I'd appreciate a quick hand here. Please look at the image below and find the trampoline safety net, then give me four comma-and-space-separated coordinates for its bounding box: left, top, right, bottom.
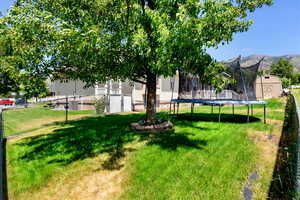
177, 57, 263, 101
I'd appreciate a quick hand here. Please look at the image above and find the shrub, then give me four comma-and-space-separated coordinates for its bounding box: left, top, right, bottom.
94, 97, 106, 114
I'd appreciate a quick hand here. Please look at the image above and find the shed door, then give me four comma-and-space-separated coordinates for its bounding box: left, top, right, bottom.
109, 95, 122, 113
123, 96, 132, 112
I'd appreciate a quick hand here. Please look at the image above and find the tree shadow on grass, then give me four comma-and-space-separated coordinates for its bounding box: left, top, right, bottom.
17, 114, 142, 166
101, 146, 136, 170
137, 131, 207, 151
15, 113, 208, 170
174, 113, 261, 123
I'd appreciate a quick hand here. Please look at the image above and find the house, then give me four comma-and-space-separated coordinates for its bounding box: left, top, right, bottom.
48, 80, 95, 97
48, 73, 281, 112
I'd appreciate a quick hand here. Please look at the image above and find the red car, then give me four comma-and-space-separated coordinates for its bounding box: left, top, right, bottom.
0, 99, 14, 106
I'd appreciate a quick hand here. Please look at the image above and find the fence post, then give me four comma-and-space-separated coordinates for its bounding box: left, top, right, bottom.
218, 104, 221, 122
264, 104, 266, 124
247, 104, 250, 123
0, 109, 3, 199
0, 109, 7, 200
65, 97, 69, 122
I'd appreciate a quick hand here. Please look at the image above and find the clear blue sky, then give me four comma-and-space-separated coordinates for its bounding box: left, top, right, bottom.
208, 0, 300, 61
0, 0, 15, 16
1, 0, 299, 61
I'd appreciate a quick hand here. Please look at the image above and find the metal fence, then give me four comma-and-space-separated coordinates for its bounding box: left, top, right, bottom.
292, 94, 300, 199
40, 95, 132, 113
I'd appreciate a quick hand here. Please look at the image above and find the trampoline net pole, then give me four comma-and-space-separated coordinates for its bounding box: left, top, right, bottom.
239, 58, 249, 101
259, 57, 265, 100
260, 75, 265, 100
173, 102, 176, 114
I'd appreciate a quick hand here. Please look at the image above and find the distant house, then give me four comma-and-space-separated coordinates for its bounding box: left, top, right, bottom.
255, 75, 282, 99
48, 77, 179, 112
48, 73, 281, 112
48, 80, 95, 97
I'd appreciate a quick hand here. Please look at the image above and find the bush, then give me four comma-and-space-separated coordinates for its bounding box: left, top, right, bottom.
94, 97, 106, 114
281, 78, 291, 89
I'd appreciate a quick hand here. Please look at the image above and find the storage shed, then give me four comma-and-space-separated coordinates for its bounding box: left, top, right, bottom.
256, 75, 282, 99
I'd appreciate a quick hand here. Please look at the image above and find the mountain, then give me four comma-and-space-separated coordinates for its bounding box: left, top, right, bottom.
228, 54, 300, 72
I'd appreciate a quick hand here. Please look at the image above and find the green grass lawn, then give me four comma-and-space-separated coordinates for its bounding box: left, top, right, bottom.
3, 106, 94, 137
6, 98, 286, 200
123, 122, 255, 199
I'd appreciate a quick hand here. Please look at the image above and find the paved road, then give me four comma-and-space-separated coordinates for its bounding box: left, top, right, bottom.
0, 104, 29, 110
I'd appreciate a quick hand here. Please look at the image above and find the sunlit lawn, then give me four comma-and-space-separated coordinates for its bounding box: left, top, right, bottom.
3, 106, 94, 137
6, 98, 286, 200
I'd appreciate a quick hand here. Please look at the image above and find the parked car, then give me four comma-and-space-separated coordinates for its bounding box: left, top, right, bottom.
0, 98, 14, 106
15, 98, 26, 105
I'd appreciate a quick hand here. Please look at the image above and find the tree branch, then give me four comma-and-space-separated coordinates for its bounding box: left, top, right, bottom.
131, 78, 146, 84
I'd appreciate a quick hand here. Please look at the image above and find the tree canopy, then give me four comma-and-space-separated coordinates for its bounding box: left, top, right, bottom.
270, 58, 294, 79
0, 23, 48, 98
1, 0, 272, 122
291, 73, 300, 85
22, 75, 50, 100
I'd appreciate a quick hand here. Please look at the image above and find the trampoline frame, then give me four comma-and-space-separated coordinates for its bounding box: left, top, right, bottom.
170, 99, 267, 124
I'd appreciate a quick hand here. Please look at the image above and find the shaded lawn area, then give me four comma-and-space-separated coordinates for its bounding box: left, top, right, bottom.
3, 106, 94, 137
6, 98, 285, 200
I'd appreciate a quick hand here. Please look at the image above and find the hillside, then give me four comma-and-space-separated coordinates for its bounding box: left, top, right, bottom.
228, 54, 300, 72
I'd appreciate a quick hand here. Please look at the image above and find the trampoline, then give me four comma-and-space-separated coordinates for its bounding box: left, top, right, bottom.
169, 56, 267, 123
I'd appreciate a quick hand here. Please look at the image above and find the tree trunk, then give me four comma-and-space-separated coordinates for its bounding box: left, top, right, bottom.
145, 73, 157, 124
178, 68, 185, 99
